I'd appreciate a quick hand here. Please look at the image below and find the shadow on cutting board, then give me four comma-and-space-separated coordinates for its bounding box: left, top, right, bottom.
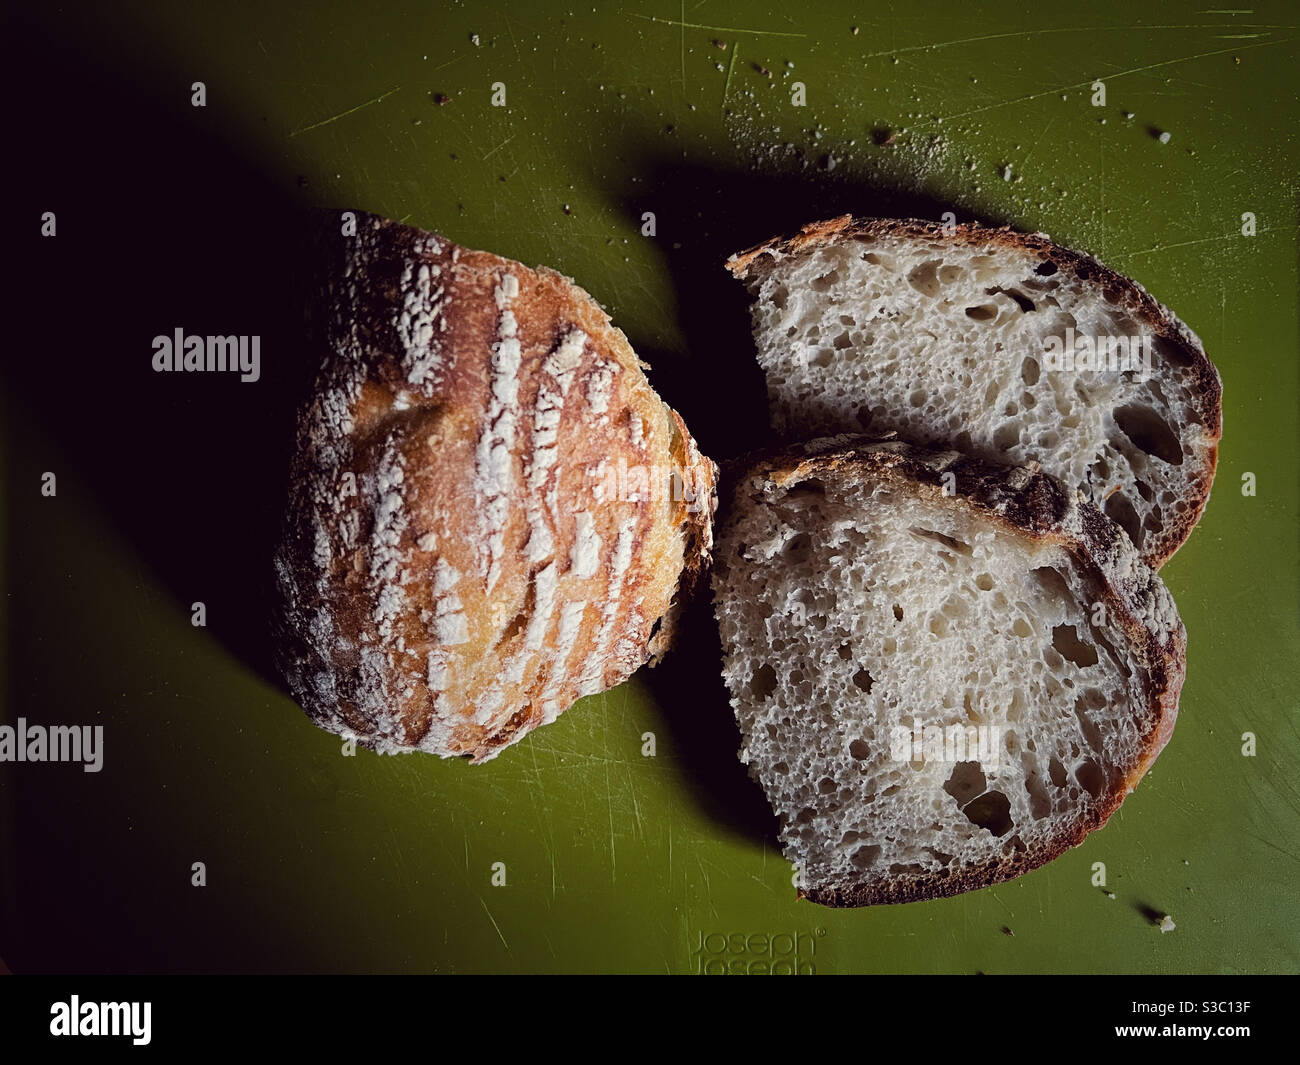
4, 14, 328, 972
8, 18, 317, 694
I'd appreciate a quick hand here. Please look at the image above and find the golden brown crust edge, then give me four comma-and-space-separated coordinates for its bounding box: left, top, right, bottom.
726, 215, 1223, 569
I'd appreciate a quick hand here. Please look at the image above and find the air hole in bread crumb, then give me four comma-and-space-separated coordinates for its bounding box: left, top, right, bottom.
1021, 356, 1041, 385
749, 663, 778, 700
1024, 761, 1052, 819
1012, 618, 1033, 639
848, 739, 870, 760
810, 268, 841, 292
1031, 565, 1072, 602
833, 331, 853, 349
965, 303, 998, 321
993, 423, 1020, 451
906, 258, 944, 297
851, 844, 882, 869
943, 761, 987, 806
909, 527, 973, 555
1154, 335, 1194, 368
988, 286, 1036, 312
782, 532, 813, 563
1035, 259, 1059, 276
1052, 624, 1099, 667
1104, 492, 1143, 548
786, 479, 826, 504
1075, 758, 1104, 798
892, 603, 904, 621
1073, 698, 1104, 751
852, 667, 874, 693
962, 790, 1014, 836
975, 573, 995, 591
1114, 403, 1184, 465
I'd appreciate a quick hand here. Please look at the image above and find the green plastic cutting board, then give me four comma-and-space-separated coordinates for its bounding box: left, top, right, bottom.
3, 0, 1298, 973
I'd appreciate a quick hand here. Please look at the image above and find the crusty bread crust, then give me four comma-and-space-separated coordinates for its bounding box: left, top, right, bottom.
727, 215, 1223, 568
716, 435, 1185, 906
275, 212, 716, 762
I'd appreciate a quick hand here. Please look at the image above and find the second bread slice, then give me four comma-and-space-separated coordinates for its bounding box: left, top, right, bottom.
712, 436, 1185, 906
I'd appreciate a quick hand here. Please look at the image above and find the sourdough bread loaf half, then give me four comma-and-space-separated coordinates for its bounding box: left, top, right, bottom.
275, 211, 717, 762
712, 436, 1185, 906
726, 216, 1223, 567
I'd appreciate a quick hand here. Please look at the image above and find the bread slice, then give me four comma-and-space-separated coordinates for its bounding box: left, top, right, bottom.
275, 211, 717, 763
711, 436, 1185, 906
726, 216, 1222, 567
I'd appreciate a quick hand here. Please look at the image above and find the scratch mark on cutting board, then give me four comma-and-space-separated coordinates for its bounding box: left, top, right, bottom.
986, 888, 1014, 916
483, 134, 517, 161
923, 36, 1297, 126
626, 763, 645, 840
680, 0, 686, 93
721, 40, 739, 115
605, 759, 617, 883
1239, 828, 1300, 864
1127, 229, 1272, 258
628, 13, 807, 37
1019, 114, 1059, 169
695, 855, 720, 919
502, 13, 523, 67
288, 86, 401, 138
480, 897, 514, 955
861, 23, 1296, 59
